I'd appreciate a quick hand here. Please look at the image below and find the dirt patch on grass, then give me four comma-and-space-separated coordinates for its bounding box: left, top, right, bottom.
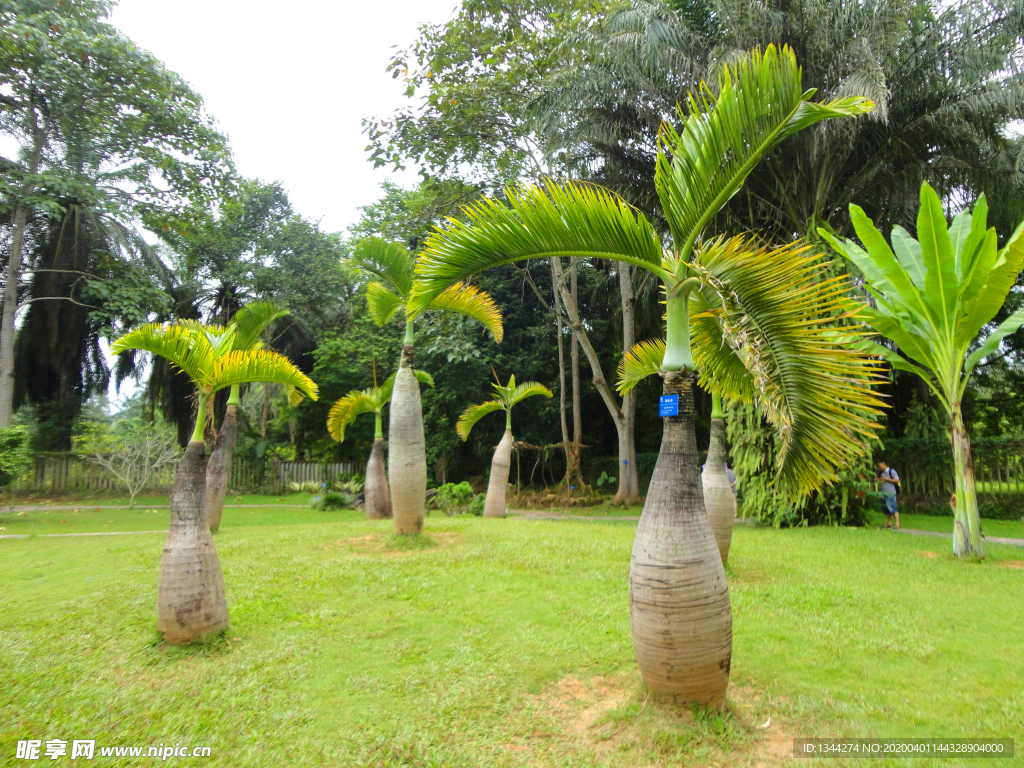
327, 531, 458, 555
999, 559, 1024, 569
920, 551, 940, 559
525, 675, 797, 767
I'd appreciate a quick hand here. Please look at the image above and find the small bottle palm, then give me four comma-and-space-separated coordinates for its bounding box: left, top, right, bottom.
327, 368, 434, 520
111, 321, 317, 644
457, 374, 552, 518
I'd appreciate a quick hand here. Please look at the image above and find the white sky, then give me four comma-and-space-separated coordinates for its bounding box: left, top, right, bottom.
109, 0, 460, 235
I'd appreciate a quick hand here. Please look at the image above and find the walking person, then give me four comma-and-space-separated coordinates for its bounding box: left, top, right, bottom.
875, 460, 901, 529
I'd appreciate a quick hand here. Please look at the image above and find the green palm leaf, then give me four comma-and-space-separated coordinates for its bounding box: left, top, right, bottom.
366, 282, 405, 327
209, 349, 318, 400
694, 235, 885, 492
656, 44, 873, 258
424, 283, 505, 342
412, 181, 666, 312
510, 381, 553, 406
617, 338, 667, 394
456, 400, 505, 441
349, 237, 414, 298
110, 323, 213, 389
327, 388, 385, 442
231, 301, 288, 351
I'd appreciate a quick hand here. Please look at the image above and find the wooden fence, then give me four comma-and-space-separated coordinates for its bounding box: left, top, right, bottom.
878, 436, 1024, 500
10, 453, 359, 495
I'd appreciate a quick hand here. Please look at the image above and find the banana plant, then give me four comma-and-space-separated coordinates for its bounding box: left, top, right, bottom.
412, 46, 883, 706
819, 183, 1024, 558
205, 302, 291, 532
347, 237, 502, 535
111, 322, 318, 644
327, 368, 435, 520
456, 374, 552, 518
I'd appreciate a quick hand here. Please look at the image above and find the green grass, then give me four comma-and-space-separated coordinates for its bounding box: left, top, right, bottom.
0, 491, 316, 508
510, 501, 645, 517
1, 507, 1021, 766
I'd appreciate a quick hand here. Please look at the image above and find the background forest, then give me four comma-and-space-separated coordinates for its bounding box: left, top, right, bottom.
4, 0, 1024, 525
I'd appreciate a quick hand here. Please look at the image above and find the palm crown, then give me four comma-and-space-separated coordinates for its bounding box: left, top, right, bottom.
457, 375, 553, 439
348, 237, 504, 345
327, 369, 435, 442
413, 45, 883, 492
111, 322, 318, 442
819, 183, 1024, 410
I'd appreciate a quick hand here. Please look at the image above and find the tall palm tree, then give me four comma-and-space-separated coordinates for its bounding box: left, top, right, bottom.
820, 183, 1024, 558
110, 322, 318, 643
205, 302, 290, 532
413, 46, 884, 705
346, 237, 503, 534
456, 374, 553, 518
327, 368, 435, 520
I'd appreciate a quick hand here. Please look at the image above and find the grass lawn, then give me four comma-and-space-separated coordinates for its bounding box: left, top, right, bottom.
0, 491, 315, 508
865, 510, 1024, 541
1, 505, 1021, 767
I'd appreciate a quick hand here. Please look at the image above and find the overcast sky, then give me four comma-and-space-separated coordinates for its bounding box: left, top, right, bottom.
109, 0, 460, 235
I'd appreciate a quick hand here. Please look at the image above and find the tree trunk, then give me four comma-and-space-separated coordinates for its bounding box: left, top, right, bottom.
365, 437, 392, 520
205, 404, 238, 532
550, 258, 573, 484
0, 201, 28, 428
702, 417, 734, 564
485, 429, 513, 518
158, 440, 229, 644
614, 264, 641, 505
951, 402, 983, 558
388, 350, 426, 534
629, 371, 732, 706
570, 259, 583, 488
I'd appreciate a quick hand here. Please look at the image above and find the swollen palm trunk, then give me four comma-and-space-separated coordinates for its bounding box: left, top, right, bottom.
159, 440, 229, 643
701, 418, 734, 564
388, 361, 426, 534
630, 372, 732, 706
205, 404, 238, 532
484, 429, 513, 518
365, 437, 392, 520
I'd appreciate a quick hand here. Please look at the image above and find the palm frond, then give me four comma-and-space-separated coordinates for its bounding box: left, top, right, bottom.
656, 44, 873, 258
689, 281, 755, 400
510, 381, 553, 406
413, 369, 436, 388
693, 235, 886, 493
412, 180, 666, 313
327, 388, 383, 442
425, 282, 505, 341
366, 282, 405, 327
231, 301, 288, 351
209, 349, 319, 401
456, 400, 505, 440
110, 323, 213, 389
617, 338, 666, 394
348, 237, 414, 298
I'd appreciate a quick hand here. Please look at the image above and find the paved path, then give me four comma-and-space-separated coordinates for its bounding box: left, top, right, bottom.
894, 527, 1024, 547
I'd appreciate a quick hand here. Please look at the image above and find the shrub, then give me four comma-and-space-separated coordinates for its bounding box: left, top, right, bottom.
333, 475, 364, 494
287, 481, 324, 494
312, 491, 354, 511
435, 482, 475, 515
468, 493, 485, 517
0, 426, 30, 488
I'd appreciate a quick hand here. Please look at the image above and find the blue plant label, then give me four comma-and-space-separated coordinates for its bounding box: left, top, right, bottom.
659, 394, 679, 417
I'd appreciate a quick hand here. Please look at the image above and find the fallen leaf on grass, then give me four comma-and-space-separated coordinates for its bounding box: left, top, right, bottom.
759, 717, 772, 730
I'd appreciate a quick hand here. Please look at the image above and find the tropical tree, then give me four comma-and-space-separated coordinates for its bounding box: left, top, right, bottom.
346, 237, 503, 535
205, 302, 290, 532
619, 336, 734, 561
110, 322, 318, 643
456, 374, 553, 518
327, 368, 435, 520
413, 45, 884, 705
819, 183, 1024, 559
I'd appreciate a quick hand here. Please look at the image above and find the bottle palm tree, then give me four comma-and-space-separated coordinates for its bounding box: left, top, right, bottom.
456, 374, 553, 518
618, 341, 736, 563
327, 368, 435, 520
206, 302, 291, 532
819, 183, 1024, 558
412, 46, 884, 705
110, 322, 318, 643
347, 237, 503, 534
